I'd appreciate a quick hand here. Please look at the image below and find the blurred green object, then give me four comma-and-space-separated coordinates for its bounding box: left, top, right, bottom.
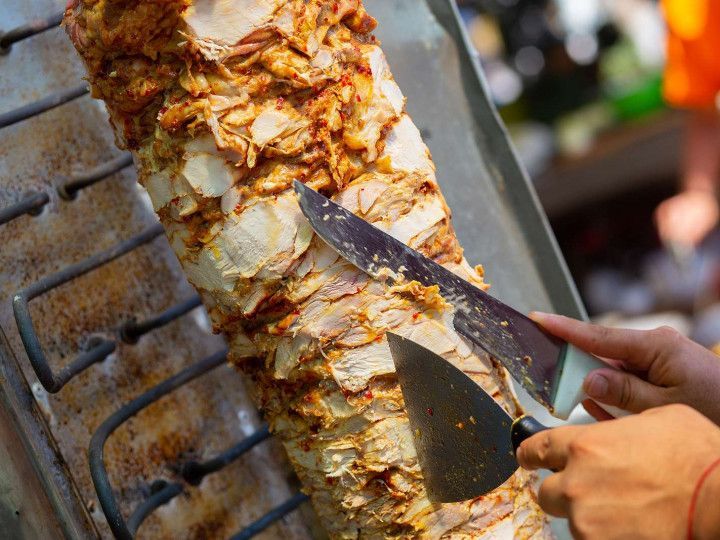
609, 74, 664, 121
601, 38, 665, 121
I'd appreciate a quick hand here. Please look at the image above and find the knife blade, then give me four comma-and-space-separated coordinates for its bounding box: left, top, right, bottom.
294, 180, 624, 419
387, 332, 548, 502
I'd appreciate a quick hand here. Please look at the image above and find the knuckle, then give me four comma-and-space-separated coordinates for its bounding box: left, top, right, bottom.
538, 430, 552, 458
653, 325, 681, 346
591, 325, 610, 346
618, 376, 635, 409
567, 438, 590, 458
560, 475, 584, 502
535, 432, 553, 461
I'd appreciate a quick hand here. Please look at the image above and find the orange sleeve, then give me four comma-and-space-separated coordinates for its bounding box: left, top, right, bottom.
662, 0, 720, 109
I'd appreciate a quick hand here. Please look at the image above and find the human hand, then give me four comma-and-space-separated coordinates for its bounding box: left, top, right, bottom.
655, 190, 719, 248
517, 405, 720, 539
529, 312, 720, 424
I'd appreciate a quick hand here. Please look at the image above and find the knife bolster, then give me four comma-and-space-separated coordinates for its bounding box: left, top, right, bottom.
510, 415, 548, 452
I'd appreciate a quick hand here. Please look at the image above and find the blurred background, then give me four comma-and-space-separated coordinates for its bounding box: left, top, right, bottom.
458, 0, 720, 350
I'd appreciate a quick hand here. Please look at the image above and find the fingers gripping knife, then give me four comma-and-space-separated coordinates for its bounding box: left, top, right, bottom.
294, 181, 627, 420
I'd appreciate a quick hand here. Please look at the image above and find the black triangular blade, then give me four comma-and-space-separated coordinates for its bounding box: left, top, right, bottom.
387, 333, 518, 502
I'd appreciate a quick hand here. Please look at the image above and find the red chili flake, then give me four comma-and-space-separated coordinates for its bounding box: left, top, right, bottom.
412, 312, 420, 320
357, 64, 372, 76
332, 2, 339, 13
318, 118, 328, 128
356, 94, 362, 102
364, 390, 373, 399
426, 407, 434, 416
170, 197, 181, 205
292, 72, 299, 80
276, 97, 285, 110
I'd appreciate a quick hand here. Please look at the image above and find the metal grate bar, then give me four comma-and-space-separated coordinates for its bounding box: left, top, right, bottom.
49, 336, 116, 392
121, 295, 202, 345
59, 153, 134, 200
0, 154, 134, 227
89, 349, 228, 540
229, 493, 310, 540
0, 83, 89, 129
126, 481, 183, 536
89, 347, 305, 539
0, 10, 64, 53
181, 425, 271, 486
0, 191, 49, 225
12, 224, 164, 393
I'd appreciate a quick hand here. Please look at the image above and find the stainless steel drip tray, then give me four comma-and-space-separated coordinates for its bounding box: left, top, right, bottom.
0, 1, 582, 539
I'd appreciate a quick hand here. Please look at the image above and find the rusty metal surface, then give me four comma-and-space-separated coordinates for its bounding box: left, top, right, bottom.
0, 367, 66, 540
0, 1, 314, 538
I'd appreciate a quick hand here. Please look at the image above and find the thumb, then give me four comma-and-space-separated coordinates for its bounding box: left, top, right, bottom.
583, 369, 668, 413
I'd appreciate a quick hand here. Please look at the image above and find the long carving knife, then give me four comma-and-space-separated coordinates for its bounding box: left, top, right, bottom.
294, 181, 624, 419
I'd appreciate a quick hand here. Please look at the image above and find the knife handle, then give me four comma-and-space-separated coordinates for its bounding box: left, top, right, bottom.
552, 343, 630, 420
510, 415, 548, 452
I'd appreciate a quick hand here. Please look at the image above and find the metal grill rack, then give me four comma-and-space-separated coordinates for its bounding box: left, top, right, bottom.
1, 10, 308, 539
